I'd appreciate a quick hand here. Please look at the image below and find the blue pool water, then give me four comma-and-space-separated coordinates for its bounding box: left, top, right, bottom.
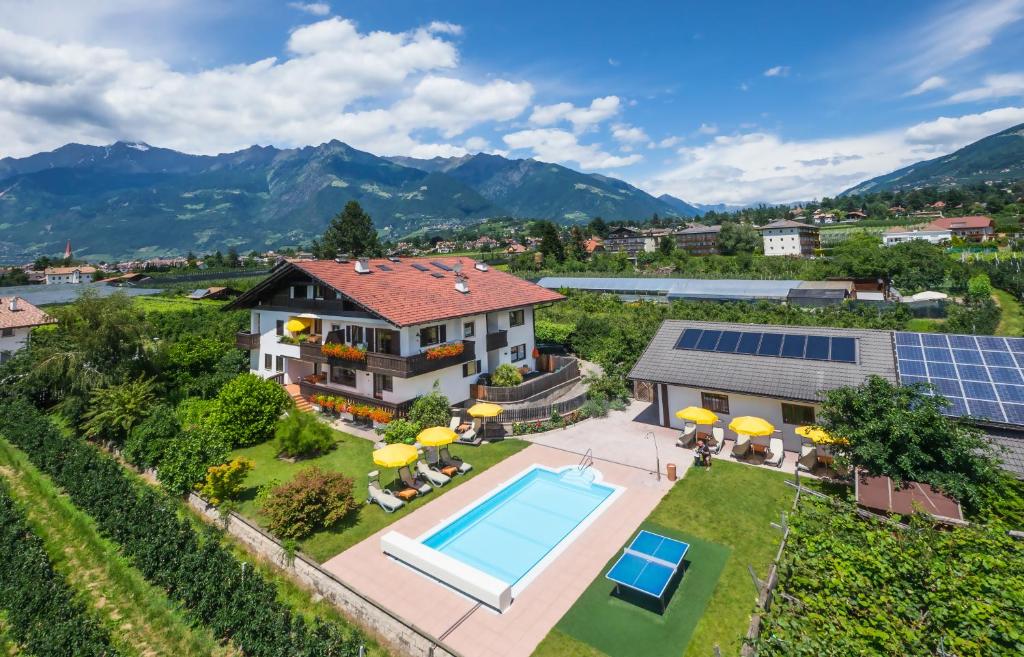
422, 467, 615, 585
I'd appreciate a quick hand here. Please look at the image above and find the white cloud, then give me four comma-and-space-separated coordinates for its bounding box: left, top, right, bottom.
763, 65, 790, 77
905, 75, 947, 96
528, 96, 621, 132
739, 82, 749, 91
696, 122, 718, 135
427, 21, 463, 35
611, 123, 649, 145
645, 106, 1024, 205
946, 72, 1024, 103
608, 58, 621, 67
656, 136, 682, 148
0, 17, 534, 158
899, 0, 1024, 74
502, 128, 642, 169
288, 2, 331, 16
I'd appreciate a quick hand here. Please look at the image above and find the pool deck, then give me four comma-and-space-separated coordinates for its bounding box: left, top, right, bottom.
321, 443, 673, 657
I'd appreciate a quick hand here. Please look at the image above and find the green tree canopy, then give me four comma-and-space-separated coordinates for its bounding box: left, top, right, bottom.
717, 222, 760, 255
537, 221, 565, 262
208, 373, 292, 447
314, 200, 382, 258
407, 382, 451, 429
81, 376, 157, 444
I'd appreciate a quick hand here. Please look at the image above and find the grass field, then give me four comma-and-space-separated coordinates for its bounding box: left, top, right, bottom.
0, 440, 230, 657
533, 461, 795, 657
994, 289, 1024, 337
132, 294, 226, 313
905, 317, 945, 332
231, 430, 528, 562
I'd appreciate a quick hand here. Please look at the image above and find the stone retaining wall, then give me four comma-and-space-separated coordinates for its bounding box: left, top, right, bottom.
186, 494, 462, 657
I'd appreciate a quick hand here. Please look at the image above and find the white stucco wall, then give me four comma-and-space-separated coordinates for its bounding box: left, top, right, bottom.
0, 326, 30, 360
661, 384, 818, 452
761, 228, 803, 256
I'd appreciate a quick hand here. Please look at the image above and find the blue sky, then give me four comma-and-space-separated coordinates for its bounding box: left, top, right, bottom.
1, 0, 1023, 204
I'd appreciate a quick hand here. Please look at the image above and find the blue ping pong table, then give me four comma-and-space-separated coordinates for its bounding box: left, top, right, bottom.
605, 530, 689, 612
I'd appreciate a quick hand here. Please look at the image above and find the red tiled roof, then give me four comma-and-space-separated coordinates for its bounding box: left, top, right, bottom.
927, 215, 993, 230
0, 297, 56, 330
43, 266, 97, 275
288, 257, 564, 327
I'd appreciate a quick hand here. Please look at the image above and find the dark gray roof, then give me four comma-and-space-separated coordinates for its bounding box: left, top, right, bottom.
628, 320, 898, 403
787, 288, 848, 299
678, 224, 722, 234
757, 219, 817, 230
986, 429, 1024, 479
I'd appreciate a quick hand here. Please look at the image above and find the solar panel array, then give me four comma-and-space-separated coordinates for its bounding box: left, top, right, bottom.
431, 261, 453, 271
894, 332, 1024, 425
674, 328, 857, 363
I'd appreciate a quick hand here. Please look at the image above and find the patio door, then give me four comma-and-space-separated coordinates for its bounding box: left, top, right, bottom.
373, 373, 386, 400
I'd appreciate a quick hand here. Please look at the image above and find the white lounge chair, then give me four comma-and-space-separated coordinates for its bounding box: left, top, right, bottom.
398, 465, 432, 494
711, 426, 726, 454
367, 471, 405, 513
439, 446, 472, 473
416, 460, 450, 487
732, 433, 750, 457
457, 418, 482, 445
448, 416, 461, 432
764, 438, 785, 467
797, 443, 817, 471
676, 423, 697, 448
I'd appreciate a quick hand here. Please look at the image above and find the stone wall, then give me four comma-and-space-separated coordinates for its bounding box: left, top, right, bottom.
187, 494, 462, 657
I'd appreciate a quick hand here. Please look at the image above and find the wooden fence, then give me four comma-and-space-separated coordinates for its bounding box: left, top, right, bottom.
469, 356, 579, 403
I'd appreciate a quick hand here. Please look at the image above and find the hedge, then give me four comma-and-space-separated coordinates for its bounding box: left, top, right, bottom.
0, 481, 120, 657
0, 398, 365, 657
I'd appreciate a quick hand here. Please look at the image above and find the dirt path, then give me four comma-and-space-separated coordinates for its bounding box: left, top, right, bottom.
0, 447, 233, 657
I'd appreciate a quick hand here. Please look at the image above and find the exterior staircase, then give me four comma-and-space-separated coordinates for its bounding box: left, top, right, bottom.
284, 383, 313, 413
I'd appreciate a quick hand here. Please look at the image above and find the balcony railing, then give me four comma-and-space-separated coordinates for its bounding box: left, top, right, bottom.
235, 331, 260, 350
366, 340, 475, 378
298, 341, 327, 363
297, 380, 415, 418
486, 330, 508, 351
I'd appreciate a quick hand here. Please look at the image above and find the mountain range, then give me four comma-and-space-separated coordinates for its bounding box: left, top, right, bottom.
842, 121, 1024, 196
0, 141, 694, 261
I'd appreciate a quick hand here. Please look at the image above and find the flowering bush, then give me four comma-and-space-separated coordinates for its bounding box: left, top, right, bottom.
312, 394, 391, 424
425, 342, 464, 360
260, 467, 357, 539
321, 343, 366, 361
198, 457, 254, 505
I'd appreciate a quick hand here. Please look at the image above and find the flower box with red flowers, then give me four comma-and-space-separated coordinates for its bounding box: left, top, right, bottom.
425, 342, 465, 360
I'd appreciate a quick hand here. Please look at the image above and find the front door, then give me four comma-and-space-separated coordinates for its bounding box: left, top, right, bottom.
373, 373, 385, 400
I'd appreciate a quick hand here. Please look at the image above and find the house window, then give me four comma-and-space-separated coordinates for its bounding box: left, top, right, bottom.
275, 355, 284, 372
463, 321, 475, 338
330, 366, 357, 387
511, 344, 526, 362
701, 392, 730, 414
375, 373, 393, 392
419, 324, 446, 346
463, 360, 481, 377
509, 309, 525, 327
782, 403, 816, 425
264, 353, 272, 370
276, 320, 284, 336
0, 328, 12, 337
349, 325, 364, 345
291, 284, 308, 299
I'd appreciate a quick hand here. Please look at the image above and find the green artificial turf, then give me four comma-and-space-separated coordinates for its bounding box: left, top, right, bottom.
554, 523, 729, 657
230, 430, 528, 562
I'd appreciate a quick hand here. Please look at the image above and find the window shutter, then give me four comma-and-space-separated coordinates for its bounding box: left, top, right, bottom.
345, 325, 351, 343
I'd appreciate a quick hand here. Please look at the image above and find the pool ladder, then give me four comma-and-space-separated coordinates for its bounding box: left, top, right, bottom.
577, 448, 594, 474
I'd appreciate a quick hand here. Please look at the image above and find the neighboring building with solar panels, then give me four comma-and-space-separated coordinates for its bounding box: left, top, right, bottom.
630, 319, 1024, 476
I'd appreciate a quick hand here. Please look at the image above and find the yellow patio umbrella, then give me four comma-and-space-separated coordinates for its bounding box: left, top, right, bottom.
675, 406, 719, 425
372, 443, 418, 468
728, 416, 775, 436
285, 317, 311, 332
795, 425, 849, 445
417, 426, 457, 447
467, 402, 503, 418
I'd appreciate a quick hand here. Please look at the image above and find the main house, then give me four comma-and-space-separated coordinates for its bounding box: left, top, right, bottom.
757, 219, 820, 256
44, 266, 96, 284
0, 296, 56, 363
228, 257, 564, 416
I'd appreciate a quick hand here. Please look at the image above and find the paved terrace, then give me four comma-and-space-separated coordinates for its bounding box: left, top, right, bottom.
322, 443, 672, 657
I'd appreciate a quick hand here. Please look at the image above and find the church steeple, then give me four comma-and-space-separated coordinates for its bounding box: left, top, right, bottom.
64, 239, 72, 260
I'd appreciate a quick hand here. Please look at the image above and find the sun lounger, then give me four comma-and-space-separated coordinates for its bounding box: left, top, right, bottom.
416, 460, 450, 487
398, 465, 432, 494
439, 446, 472, 473
797, 443, 816, 471
676, 423, 697, 448
711, 427, 725, 454
448, 416, 461, 432
456, 423, 482, 445
764, 438, 785, 467
732, 433, 750, 457
424, 446, 459, 477
367, 471, 405, 513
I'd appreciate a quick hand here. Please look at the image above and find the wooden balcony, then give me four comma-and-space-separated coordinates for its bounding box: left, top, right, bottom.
297, 380, 415, 417
485, 330, 508, 351
235, 331, 260, 350
366, 340, 476, 378
298, 341, 327, 363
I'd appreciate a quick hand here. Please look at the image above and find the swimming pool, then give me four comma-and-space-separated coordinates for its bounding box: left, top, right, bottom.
381, 465, 621, 611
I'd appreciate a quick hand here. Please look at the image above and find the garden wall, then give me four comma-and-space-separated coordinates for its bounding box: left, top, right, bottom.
186, 494, 462, 657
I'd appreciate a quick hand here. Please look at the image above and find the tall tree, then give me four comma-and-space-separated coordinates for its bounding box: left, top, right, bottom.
315, 201, 382, 259
658, 235, 675, 256
567, 226, 588, 261
718, 222, 760, 254
538, 221, 565, 262
587, 216, 608, 238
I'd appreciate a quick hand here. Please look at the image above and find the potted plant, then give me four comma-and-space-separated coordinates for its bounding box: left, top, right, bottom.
370, 408, 393, 429
425, 342, 465, 360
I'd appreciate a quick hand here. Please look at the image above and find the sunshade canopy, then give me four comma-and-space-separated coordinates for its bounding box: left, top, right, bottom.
468, 402, 503, 418
795, 425, 848, 445
728, 416, 775, 436
372, 443, 418, 468
674, 406, 719, 424
417, 426, 457, 447
285, 317, 312, 332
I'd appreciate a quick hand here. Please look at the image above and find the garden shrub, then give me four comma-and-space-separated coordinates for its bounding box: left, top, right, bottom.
198, 457, 254, 505
81, 375, 157, 444
579, 397, 610, 419
379, 418, 420, 445
156, 430, 230, 497
584, 372, 630, 403
407, 382, 451, 429
535, 319, 575, 344
260, 467, 358, 539
123, 403, 180, 469
207, 373, 291, 447
491, 363, 523, 387
274, 412, 335, 458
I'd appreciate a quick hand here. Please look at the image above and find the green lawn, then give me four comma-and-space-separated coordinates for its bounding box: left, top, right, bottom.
231, 430, 528, 562
993, 289, 1024, 337
534, 461, 795, 657
905, 317, 945, 332
131, 294, 225, 313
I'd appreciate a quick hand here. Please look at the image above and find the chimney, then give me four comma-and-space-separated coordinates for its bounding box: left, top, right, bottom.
8, 297, 19, 312
454, 273, 469, 294
354, 258, 370, 274
474, 262, 489, 272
